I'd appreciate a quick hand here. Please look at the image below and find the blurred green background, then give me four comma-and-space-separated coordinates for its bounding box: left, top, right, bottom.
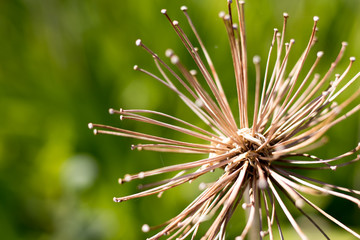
0, 0, 359, 239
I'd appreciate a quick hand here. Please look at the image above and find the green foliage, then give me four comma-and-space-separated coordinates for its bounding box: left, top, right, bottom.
0, 0, 359, 239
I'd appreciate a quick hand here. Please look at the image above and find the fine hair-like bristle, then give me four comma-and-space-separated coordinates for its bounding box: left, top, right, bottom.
89, 2, 360, 239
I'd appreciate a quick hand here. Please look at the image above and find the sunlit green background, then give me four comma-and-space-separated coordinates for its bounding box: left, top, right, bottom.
1, 0, 359, 239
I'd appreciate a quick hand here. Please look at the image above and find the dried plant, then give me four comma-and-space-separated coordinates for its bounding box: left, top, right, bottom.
88, 1, 360, 239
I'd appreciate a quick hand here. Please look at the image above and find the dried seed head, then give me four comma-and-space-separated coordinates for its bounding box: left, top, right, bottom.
89, 3, 360, 240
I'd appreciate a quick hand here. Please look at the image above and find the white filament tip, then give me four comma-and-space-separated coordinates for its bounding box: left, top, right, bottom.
195, 98, 203, 108
124, 174, 131, 182
342, 41, 348, 46
108, 108, 114, 114
172, 20, 179, 26
290, 39, 295, 44
260, 231, 268, 237
180, 6, 187, 11
138, 172, 145, 179
189, 69, 197, 76
88, 123, 93, 129
161, 9, 167, 14
199, 182, 207, 190
330, 165, 337, 171
253, 55, 261, 64
350, 56, 356, 62
135, 39, 141, 46
93, 129, 98, 135
239, 0, 245, 4
317, 51, 324, 58
218, 11, 226, 18
258, 179, 267, 189
170, 55, 179, 64
313, 16, 319, 22
331, 102, 338, 108
295, 199, 305, 208
142, 224, 150, 233
283, 12, 289, 18
165, 49, 174, 57
133, 65, 139, 70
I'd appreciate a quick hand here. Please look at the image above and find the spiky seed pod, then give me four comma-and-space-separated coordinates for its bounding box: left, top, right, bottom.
89, 1, 360, 239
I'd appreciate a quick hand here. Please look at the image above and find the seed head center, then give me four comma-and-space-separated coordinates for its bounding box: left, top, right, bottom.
209, 128, 272, 173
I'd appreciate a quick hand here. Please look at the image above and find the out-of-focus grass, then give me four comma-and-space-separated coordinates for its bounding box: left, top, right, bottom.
0, 0, 359, 239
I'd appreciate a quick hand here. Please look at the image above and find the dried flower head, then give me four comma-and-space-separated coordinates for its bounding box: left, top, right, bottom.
89, 1, 360, 239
